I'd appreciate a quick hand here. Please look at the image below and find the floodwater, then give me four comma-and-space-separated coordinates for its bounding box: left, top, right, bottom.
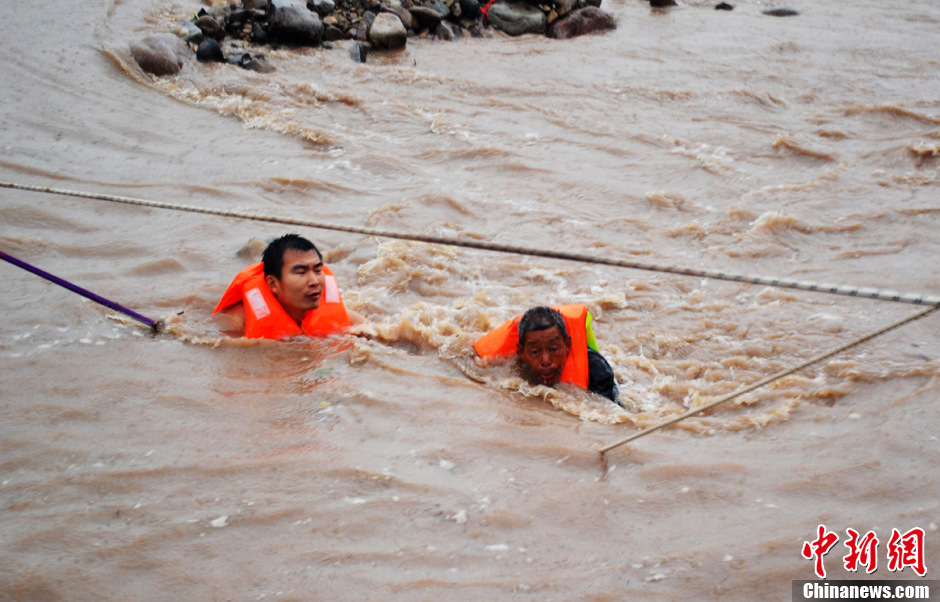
1, 0, 939, 598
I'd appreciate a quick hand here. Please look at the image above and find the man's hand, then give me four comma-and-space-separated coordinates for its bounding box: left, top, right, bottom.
346, 309, 377, 338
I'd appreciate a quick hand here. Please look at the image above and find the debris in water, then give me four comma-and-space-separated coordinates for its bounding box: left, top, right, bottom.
762, 7, 798, 17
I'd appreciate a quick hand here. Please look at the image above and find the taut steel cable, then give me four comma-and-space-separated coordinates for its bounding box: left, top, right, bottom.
2, 181, 937, 308
599, 306, 937, 454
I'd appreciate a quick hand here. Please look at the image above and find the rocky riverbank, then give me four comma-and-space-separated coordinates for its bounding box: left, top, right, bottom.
130, 0, 616, 75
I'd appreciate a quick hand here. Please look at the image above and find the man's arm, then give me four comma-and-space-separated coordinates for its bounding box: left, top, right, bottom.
587, 349, 622, 407
214, 302, 246, 336
346, 309, 378, 337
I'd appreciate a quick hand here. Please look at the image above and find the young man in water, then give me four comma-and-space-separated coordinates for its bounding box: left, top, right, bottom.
474, 305, 622, 406
214, 234, 368, 338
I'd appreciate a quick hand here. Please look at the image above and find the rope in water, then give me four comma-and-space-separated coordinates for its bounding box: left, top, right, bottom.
2, 181, 938, 308
598, 305, 937, 454
0, 250, 163, 332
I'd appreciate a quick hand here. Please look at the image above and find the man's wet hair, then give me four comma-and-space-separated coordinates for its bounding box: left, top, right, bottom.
517, 306, 570, 354
262, 234, 321, 279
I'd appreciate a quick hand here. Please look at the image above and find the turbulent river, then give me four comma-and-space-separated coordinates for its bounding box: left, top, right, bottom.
1, 0, 938, 598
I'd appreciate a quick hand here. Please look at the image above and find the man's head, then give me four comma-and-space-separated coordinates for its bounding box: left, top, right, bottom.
262, 234, 325, 323
262, 234, 321, 279
517, 306, 571, 386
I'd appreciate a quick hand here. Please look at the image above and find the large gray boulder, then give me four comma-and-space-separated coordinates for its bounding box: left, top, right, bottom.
460, 0, 481, 19
307, 0, 335, 16
553, 0, 578, 16
130, 34, 191, 76
547, 6, 615, 38
196, 38, 225, 62
267, 0, 324, 45
435, 21, 457, 40
194, 15, 226, 40
369, 13, 407, 49
422, 0, 450, 18
383, 0, 415, 31
487, 2, 546, 36
176, 19, 204, 44
409, 6, 442, 30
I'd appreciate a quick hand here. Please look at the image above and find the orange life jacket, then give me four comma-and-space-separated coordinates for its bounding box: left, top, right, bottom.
213, 262, 351, 339
473, 304, 590, 388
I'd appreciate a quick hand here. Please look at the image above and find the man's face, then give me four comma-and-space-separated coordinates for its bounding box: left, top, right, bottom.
520, 326, 570, 386
266, 249, 325, 321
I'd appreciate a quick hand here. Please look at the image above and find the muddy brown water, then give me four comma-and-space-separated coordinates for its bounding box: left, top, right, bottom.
1, 0, 938, 598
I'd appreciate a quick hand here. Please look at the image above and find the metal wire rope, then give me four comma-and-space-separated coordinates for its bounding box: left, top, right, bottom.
2, 181, 939, 308
599, 305, 937, 454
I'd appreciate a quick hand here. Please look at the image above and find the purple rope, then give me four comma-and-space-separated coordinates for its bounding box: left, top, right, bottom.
0, 251, 162, 332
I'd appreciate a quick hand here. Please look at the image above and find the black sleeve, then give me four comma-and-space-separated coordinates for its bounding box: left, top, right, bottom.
587, 349, 622, 407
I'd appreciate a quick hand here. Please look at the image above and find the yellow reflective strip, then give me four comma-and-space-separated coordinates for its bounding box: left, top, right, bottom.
585, 311, 599, 352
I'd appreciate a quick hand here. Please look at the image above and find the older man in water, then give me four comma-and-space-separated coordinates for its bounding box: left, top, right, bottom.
214, 233, 368, 338
475, 305, 621, 406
